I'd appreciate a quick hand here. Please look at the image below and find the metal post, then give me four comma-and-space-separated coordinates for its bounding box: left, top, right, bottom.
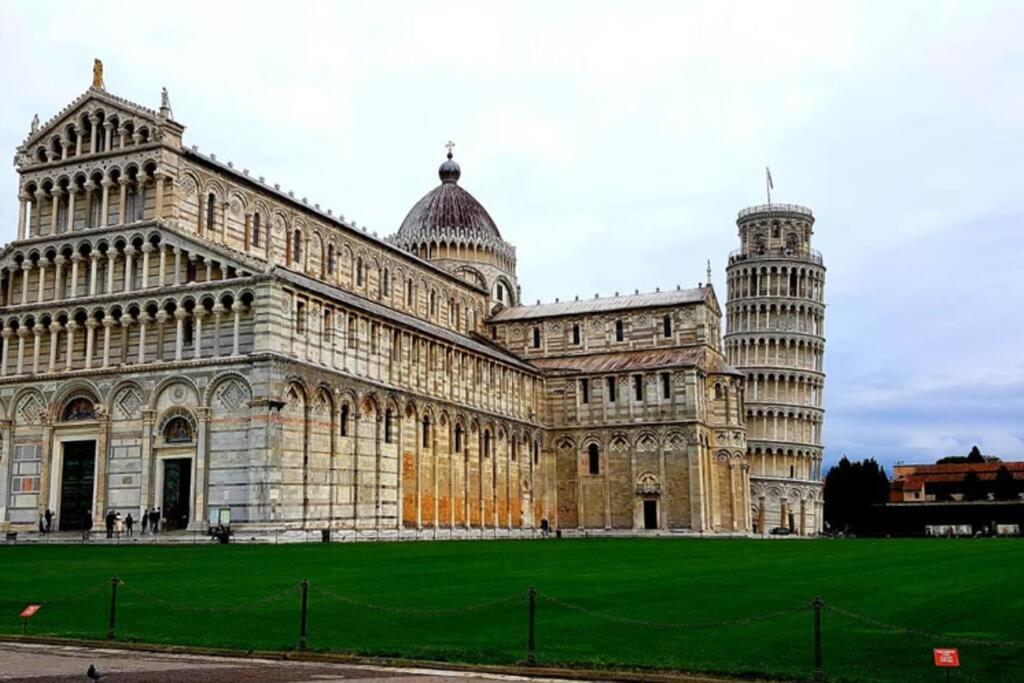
527, 586, 537, 665
299, 579, 309, 650
813, 596, 823, 682
107, 577, 121, 640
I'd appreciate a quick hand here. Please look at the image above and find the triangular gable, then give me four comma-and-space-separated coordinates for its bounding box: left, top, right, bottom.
16, 87, 182, 164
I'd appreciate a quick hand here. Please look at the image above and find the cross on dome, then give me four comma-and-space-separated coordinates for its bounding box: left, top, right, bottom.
445, 140, 455, 159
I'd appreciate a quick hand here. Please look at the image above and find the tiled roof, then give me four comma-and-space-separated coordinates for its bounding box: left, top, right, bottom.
489, 287, 712, 322
893, 462, 1024, 483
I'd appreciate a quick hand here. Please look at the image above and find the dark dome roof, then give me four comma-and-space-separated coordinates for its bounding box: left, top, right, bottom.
394, 152, 503, 244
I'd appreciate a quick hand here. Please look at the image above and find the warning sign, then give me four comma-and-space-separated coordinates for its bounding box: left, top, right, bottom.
19, 604, 41, 618
933, 649, 959, 668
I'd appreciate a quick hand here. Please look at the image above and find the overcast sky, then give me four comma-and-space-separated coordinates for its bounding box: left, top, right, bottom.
1, 1, 1021, 471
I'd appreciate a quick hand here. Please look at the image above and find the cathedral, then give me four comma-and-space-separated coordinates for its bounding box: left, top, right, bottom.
0, 66, 825, 538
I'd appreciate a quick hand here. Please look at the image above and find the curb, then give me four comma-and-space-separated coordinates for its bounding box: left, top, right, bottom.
0, 636, 790, 683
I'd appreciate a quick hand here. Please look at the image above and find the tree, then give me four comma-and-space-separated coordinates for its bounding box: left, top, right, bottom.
994, 466, 1019, 501
824, 457, 890, 534
967, 445, 985, 463
962, 471, 984, 501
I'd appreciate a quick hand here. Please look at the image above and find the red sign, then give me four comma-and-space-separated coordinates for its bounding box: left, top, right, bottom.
934, 649, 960, 668
20, 604, 41, 618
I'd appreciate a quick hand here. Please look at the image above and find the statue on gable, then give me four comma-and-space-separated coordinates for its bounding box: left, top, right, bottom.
30, 114, 39, 134
92, 58, 104, 89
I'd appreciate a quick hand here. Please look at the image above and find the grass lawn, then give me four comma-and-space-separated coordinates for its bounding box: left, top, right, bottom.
0, 538, 1021, 682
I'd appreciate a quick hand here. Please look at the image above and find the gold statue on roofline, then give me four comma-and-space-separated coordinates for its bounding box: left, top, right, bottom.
92, 59, 104, 89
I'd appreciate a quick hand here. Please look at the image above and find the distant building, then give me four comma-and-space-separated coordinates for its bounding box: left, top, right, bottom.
890, 462, 1024, 503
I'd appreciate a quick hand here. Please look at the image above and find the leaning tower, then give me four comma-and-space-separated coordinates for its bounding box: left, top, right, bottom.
724, 203, 826, 535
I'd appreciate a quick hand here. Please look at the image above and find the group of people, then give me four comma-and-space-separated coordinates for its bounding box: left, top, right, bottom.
37, 509, 55, 534
42, 507, 165, 540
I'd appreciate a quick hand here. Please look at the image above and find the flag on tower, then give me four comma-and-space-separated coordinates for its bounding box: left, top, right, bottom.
766, 166, 774, 204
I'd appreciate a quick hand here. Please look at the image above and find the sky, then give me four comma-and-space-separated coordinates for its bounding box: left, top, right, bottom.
0, 1, 1021, 472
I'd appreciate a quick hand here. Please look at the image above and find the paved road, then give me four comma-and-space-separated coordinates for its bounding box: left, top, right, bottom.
0, 642, 586, 683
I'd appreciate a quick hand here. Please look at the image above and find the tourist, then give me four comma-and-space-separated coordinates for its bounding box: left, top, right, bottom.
44, 508, 53, 534
105, 509, 115, 538
82, 510, 92, 541
38, 514, 45, 534
125, 513, 134, 537
150, 507, 160, 534
540, 517, 549, 538
114, 512, 123, 539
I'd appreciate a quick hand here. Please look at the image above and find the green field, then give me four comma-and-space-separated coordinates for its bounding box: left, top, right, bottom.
0, 538, 1021, 682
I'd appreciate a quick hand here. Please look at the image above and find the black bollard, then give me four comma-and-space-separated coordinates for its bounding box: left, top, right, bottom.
527, 586, 537, 665
299, 579, 309, 650
107, 577, 121, 640
813, 596, 823, 682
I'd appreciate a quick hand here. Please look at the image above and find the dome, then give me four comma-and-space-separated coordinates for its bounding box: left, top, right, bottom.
393, 151, 504, 246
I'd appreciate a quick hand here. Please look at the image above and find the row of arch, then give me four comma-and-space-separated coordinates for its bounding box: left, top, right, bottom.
18, 161, 164, 239
0, 288, 256, 376
744, 371, 824, 408
1, 231, 252, 310
725, 337, 825, 372
726, 263, 824, 302
726, 302, 824, 336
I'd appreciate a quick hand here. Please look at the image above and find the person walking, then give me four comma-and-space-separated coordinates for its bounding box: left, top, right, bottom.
125, 512, 134, 537
44, 508, 53, 534
150, 507, 160, 534
114, 512, 123, 539
82, 510, 92, 541
104, 510, 115, 539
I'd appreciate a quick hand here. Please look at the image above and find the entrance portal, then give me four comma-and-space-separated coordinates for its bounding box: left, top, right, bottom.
643, 499, 658, 530
59, 441, 96, 530
162, 458, 192, 530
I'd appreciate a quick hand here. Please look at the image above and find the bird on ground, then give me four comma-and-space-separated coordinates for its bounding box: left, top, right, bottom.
86, 664, 104, 681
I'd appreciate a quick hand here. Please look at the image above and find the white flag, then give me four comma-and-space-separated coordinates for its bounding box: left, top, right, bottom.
766, 166, 774, 190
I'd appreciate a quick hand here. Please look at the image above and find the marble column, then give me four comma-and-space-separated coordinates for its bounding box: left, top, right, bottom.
89, 254, 99, 296
173, 248, 182, 286
49, 188, 62, 234
193, 310, 205, 359
74, 125, 82, 156
48, 322, 60, 372
84, 319, 98, 369
174, 309, 187, 361
31, 326, 42, 374
231, 303, 242, 356
211, 304, 224, 357
102, 318, 114, 367
0, 328, 10, 376
105, 252, 116, 294
158, 245, 167, 287
16, 193, 28, 240
34, 189, 45, 235
20, 261, 30, 305
137, 316, 147, 364
141, 244, 154, 289
36, 262, 47, 304
64, 321, 76, 370
89, 115, 99, 152
117, 179, 127, 225
69, 255, 81, 298
100, 179, 112, 227
15, 326, 27, 375
54, 257, 66, 299
123, 248, 135, 293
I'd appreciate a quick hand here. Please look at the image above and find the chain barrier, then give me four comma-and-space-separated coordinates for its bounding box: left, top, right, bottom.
537, 591, 812, 630
312, 585, 527, 616
823, 603, 1024, 649
118, 581, 299, 614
